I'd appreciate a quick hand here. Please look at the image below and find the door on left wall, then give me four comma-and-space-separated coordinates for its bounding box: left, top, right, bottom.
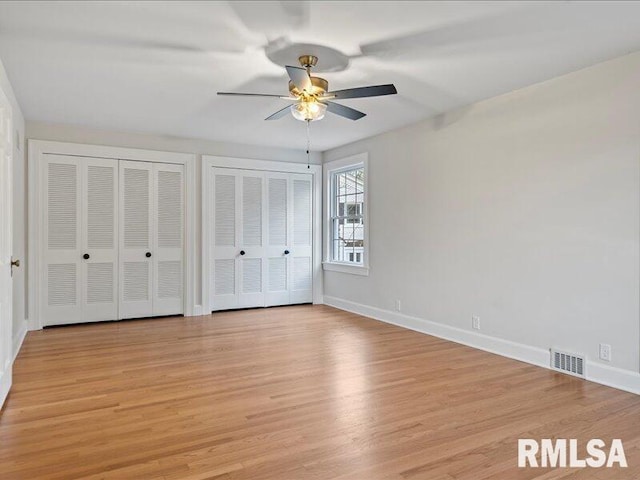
0, 87, 13, 407
41, 155, 184, 326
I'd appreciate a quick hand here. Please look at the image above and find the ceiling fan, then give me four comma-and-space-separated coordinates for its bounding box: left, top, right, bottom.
217, 55, 397, 122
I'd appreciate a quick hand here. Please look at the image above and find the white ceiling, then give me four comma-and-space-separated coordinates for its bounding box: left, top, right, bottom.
1, 1, 640, 151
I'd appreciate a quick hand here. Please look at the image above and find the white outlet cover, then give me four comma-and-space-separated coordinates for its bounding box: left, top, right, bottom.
599, 344, 611, 362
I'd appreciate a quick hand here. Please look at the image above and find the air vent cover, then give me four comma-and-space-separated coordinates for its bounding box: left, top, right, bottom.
550, 349, 585, 378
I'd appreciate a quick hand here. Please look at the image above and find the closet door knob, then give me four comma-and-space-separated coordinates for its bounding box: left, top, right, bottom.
83, 254, 90, 260
284, 250, 290, 255
146, 252, 152, 258
240, 250, 246, 256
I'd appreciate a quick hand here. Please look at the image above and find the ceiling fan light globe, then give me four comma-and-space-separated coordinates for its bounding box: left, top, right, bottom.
291, 101, 326, 122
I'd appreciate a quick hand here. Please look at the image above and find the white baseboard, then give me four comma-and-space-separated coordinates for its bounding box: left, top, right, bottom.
587, 362, 640, 395
323, 296, 640, 396
0, 365, 11, 409
12, 319, 28, 363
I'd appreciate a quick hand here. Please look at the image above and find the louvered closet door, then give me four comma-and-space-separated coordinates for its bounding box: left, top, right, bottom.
119, 161, 153, 319
210, 168, 266, 311
82, 158, 118, 322
153, 163, 184, 316
238, 171, 265, 308
209, 168, 312, 311
265, 173, 290, 306
289, 174, 313, 304
210, 168, 240, 310
43, 155, 83, 325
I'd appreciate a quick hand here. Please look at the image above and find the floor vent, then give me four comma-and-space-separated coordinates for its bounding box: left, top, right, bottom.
550, 349, 585, 378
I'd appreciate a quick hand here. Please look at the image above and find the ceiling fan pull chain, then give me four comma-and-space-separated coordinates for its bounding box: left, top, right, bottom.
306, 119, 311, 169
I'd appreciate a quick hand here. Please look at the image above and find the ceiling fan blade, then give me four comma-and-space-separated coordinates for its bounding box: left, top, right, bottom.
325, 84, 397, 100
265, 105, 292, 121
285, 65, 312, 92
218, 92, 290, 99
322, 102, 366, 121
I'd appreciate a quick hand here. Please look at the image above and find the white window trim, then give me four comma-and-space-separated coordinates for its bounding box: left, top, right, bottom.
323, 153, 369, 276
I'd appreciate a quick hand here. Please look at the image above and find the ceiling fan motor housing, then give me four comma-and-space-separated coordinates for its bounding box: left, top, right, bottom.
289, 76, 328, 97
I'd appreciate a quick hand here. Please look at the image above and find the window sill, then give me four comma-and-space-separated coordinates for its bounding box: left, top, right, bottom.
323, 262, 369, 276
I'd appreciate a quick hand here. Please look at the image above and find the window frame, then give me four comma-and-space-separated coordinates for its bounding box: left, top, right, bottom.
323, 153, 369, 276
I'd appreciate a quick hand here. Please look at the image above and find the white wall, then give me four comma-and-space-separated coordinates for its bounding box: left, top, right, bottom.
323, 52, 640, 391
26, 122, 322, 165
25, 122, 321, 310
0, 57, 27, 358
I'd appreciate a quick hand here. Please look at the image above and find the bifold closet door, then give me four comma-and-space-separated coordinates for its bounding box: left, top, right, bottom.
153, 163, 184, 316
264, 172, 313, 306
289, 174, 313, 304
43, 155, 82, 325
119, 161, 154, 319
42, 157, 183, 325
82, 158, 119, 322
210, 169, 239, 310
238, 170, 265, 308
210, 167, 312, 311
210, 168, 265, 311
43, 155, 118, 326
119, 161, 185, 319
265, 173, 290, 306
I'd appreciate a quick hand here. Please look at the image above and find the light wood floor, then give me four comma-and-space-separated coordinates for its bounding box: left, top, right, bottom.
1, 305, 639, 479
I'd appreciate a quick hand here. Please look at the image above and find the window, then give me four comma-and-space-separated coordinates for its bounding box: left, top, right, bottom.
323, 153, 369, 276
332, 167, 364, 263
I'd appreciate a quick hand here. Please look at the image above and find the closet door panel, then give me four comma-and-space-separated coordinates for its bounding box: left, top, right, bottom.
238, 172, 265, 308
153, 163, 184, 316
265, 173, 290, 306
82, 158, 118, 322
210, 169, 240, 310
42, 155, 82, 325
290, 174, 313, 304
119, 161, 153, 319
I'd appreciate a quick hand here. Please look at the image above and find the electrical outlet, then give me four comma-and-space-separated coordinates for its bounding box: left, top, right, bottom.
395, 299, 401, 312
472, 315, 480, 330
599, 343, 611, 362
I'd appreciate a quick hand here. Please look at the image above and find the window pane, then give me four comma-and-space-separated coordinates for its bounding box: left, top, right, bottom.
331, 165, 365, 264
338, 172, 348, 197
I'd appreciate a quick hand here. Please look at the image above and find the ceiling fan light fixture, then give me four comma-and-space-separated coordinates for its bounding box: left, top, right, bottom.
219, 53, 396, 123
291, 100, 326, 122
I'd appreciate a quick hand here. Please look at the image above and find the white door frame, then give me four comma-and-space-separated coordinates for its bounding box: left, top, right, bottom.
28, 140, 197, 330
202, 155, 323, 313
